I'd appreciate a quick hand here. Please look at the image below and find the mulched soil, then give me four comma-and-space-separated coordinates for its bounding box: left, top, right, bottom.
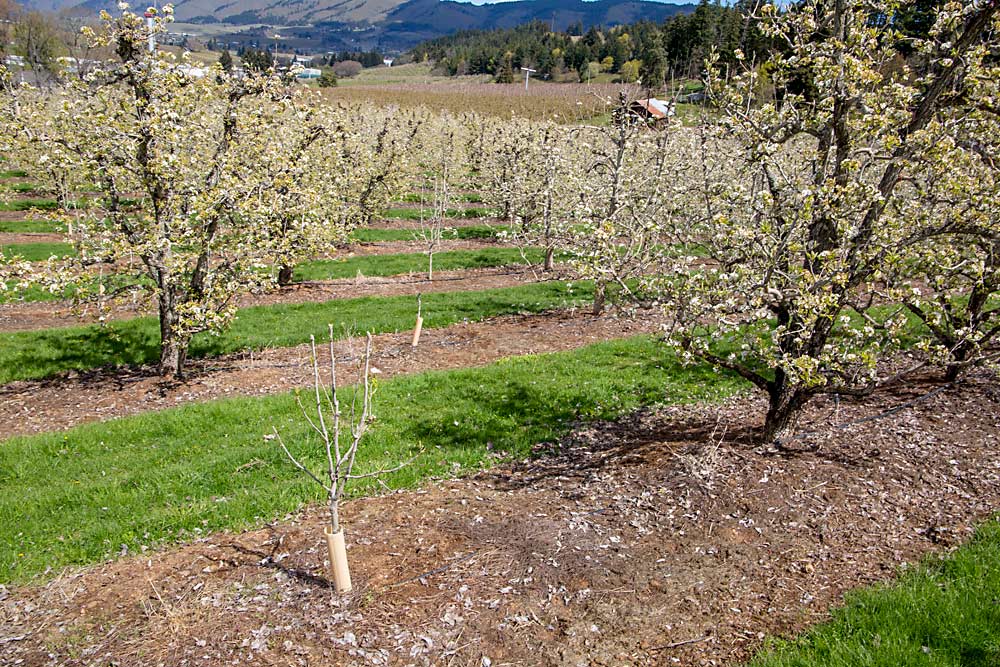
0, 232, 67, 246
0, 262, 537, 334
1, 369, 998, 666
0, 308, 659, 438
368, 217, 506, 230
341, 239, 499, 257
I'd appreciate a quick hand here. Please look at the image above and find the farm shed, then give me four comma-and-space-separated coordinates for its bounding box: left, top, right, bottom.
629, 98, 673, 123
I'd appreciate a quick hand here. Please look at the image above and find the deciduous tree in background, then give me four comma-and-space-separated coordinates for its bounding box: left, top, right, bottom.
571, 94, 683, 314
483, 118, 580, 272
12, 9, 62, 80
0, 0, 20, 59
892, 12, 1000, 381
413, 119, 464, 279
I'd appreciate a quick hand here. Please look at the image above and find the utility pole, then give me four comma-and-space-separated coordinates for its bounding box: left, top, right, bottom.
144, 10, 155, 53
520, 66, 536, 91
273, 33, 283, 67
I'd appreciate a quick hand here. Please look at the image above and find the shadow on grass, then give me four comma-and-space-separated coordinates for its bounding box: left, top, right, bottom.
388, 343, 747, 488
0, 320, 160, 385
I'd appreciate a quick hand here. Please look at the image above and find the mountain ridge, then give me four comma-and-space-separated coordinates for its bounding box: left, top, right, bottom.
23, 0, 693, 51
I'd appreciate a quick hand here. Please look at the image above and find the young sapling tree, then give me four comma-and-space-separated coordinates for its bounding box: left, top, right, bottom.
413, 126, 460, 280
270, 327, 411, 593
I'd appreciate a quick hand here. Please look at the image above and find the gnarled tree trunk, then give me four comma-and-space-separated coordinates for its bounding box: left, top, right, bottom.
157, 286, 188, 378
277, 264, 294, 287
762, 371, 807, 445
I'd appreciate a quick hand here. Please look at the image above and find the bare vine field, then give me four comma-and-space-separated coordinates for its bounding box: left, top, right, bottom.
323, 80, 640, 122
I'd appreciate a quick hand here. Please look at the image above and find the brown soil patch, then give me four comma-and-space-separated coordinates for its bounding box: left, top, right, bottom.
0, 308, 659, 437
0, 263, 535, 334
2, 371, 998, 666
0, 210, 32, 222
0, 232, 67, 246
370, 217, 505, 230
342, 239, 498, 257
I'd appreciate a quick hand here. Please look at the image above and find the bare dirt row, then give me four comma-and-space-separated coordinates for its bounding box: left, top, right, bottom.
367, 216, 506, 229
0, 308, 659, 438
2, 370, 997, 666
0, 232, 67, 246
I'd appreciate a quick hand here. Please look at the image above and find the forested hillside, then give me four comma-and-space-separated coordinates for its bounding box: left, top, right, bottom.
409, 0, 945, 84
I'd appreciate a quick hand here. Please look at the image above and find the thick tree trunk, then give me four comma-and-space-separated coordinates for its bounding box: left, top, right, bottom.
277, 264, 294, 287
944, 342, 971, 383
157, 289, 188, 378
762, 376, 807, 444
592, 281, 606, 316
159, 333, 188, 378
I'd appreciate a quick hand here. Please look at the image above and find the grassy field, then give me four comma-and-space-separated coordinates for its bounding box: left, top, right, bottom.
1, 246, 533, 303
1, 241, 76, 261
383, 206, 493, 220
350, 225, 500, 242
0, 198, 63, 212
0, 280, 592, 384
0, 334, 744, 583
751, 520, 1000, 667
3, 182, 43, 193
0, 219, 66, 233
398, 192, 484, 204
295, 247, 536, 281
340, 62, 486, 86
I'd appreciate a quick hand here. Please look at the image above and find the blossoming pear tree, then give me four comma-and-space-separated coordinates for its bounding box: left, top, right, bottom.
652, 0, 999, 442
891, 10, 1000, 381
8, 5, 361, 377
570, 94, 691, 314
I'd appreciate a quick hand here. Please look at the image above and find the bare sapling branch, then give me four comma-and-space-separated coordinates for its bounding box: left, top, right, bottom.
269, 326, 411, 593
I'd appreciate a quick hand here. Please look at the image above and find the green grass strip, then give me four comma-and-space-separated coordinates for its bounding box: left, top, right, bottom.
0, 169, 28, 178
4, 183, 43, 193
0, 219, 66, 233
750, 520, 1000, 667
384, 207, 493, 221
0, 281, 593, 384
1, 247, 538, 304
294, 248, 538, 281
0, 198, 62, 212
0, 335, 745, 583
397, 192, 484, 204
1, 242, 77, 261
0, 197, 122, 212
349, 225, 501, 242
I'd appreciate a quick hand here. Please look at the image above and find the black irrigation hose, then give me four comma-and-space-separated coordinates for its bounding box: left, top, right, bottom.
384, 550, 481, 589
774, 382, 954, 448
